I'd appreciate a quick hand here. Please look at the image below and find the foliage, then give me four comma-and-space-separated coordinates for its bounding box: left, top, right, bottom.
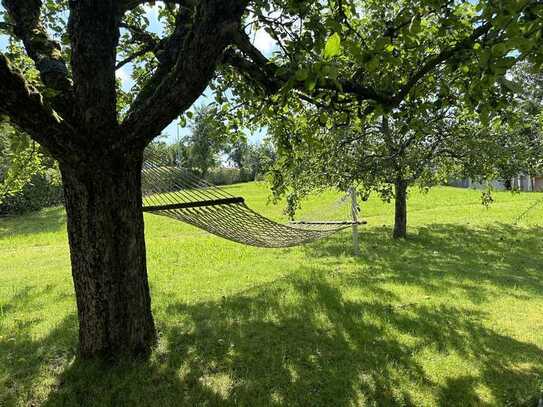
221, 0, 543, 120
264, 92, 474, 212
0, 126, 63, 215
144, 112, 277, 187
244, 141, 278, 180
144, 137, 277, 187
224, 139, 277, 179
0, 32, 63, 215
0, 169, 63, 215
495, 61, 543, 182
211, 141, 278, 183
225, 139, 250, 169
143, 138, 183, 166
179, 105, 234, 176
0, 124, 46, 206
0, 38, 47, 205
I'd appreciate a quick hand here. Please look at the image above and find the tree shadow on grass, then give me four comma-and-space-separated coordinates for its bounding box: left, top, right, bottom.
2, 224, 542, 406
304, 223, 543, 304
43, 272, 542, 406
0, 285, 77, 406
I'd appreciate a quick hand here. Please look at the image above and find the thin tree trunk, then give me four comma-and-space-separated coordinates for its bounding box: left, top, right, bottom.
61, 153, 156, 359
393, 178, 408, 239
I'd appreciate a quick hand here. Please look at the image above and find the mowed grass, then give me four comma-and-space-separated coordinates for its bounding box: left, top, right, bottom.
1, 183, 542, 406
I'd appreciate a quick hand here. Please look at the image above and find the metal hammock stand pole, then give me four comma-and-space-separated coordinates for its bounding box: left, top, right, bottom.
141, 153, 365, 248
350, 187, 361, 256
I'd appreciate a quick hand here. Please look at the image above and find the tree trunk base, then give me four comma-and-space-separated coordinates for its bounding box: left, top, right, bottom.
61, 155, 156, 359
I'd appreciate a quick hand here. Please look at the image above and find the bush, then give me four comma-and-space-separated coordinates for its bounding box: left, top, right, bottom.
205, 167, 254, 186
0, 169, 64, 215
0, 165, 259, 216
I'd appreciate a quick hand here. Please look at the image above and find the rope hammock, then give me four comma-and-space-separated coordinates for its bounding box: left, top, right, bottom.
141, 155, 364, 248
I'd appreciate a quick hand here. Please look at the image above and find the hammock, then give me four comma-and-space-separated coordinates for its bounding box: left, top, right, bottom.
141, 156, 364, 248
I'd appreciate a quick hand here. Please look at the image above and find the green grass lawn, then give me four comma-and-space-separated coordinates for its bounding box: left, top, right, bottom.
1, 184, 542, 406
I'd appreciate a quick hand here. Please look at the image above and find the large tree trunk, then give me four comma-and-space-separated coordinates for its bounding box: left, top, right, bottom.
393, 178, 408, 239
60, 153, 156, 358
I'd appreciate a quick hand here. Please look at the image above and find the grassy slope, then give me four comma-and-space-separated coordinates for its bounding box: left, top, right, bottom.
0, 184, 542, 406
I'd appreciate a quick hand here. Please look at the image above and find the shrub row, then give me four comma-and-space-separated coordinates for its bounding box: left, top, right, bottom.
205, 167, 257, 186
0, 170, 64, 216
2, 166, 261, 216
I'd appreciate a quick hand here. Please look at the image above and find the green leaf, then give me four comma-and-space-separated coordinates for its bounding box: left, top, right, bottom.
324, 33, 341, 59
367, 57, 379, 72
295, 69, 309, 81
305, 78, 317, 92
319, 112, 328, 125
385, 44, 395, 54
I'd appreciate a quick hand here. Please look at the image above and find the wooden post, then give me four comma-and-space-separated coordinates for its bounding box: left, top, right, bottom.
350, 187, 360, 256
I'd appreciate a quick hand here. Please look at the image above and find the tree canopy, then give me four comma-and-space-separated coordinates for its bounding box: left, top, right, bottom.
214, 0, 543, 237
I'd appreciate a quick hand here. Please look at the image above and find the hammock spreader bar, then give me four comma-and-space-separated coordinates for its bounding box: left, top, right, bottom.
143, 197, 245, 212
289, 220, 367, 225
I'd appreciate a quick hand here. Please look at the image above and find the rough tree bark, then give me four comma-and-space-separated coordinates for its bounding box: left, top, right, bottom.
393, 178, 408, 239
61, 153, 155, 357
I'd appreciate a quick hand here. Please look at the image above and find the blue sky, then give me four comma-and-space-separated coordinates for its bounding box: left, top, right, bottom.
1, 3, 276, 144
0, 30, 7, 50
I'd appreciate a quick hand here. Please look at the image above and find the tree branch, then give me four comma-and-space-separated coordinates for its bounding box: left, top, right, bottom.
68, 0, 121, 136
0, 53, 77, 161
116, 46, 153, 70
117, 21, 167, 69
2, 0, 75, 119
0, 21, 14, 33
120, 0, 187, 12
118, 7, 193, 114
120, 22, 161, 49
223, 49, 281, 95
228, 31, 389, 104
120, 0, 249, 149
334, 0, 365, 44
228, 18, 496, 110
394, 22, 492, 103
